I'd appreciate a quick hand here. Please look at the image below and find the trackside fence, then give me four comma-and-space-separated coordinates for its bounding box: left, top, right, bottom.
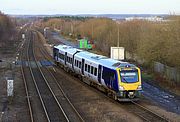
125, 52, 180, 84
154, 62, 180, 84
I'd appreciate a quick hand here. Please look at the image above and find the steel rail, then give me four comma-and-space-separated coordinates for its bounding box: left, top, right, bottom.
36, 33, 85, 122
30, 31, 70, 122
46, 64, 85, 122
20, 48, 34, 122
131, 101, 169, 122
27, 33, 51, 122
33, 54, 70, 122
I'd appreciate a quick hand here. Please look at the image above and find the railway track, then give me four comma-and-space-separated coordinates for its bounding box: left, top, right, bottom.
130, 101, 169, 122
20, 51, 34, 122
20, 31, 70, 121
20, 31, 39, 122
30, 32, 70, 121
34, 31, 85, 122
20, 31, 48, 122
20, 30, 85, 121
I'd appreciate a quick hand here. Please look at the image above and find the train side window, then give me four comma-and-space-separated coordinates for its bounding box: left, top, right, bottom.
70, 58, 72, 64
102, 68, 116, 81
60, 54, 62, 59
75, 60, 77, 66
94, 68, 97, 76
59, 53, 62, 59
62, 54, 64, 60
85, 64, 87, 71
91, 66, 94, 74
88, 65, 90, 73
79, 62, 81, 68
77, 60, 79, 67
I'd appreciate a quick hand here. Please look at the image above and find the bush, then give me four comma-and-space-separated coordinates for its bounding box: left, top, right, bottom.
0, 12, 16, 48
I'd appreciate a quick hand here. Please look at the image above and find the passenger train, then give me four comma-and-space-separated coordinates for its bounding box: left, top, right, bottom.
53, 44, 142, 101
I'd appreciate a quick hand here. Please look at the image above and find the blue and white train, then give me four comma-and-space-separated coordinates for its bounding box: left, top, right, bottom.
53, 44, 142, 101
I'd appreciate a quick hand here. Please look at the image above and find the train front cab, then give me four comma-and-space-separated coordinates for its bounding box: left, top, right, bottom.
116, 67, 142, 101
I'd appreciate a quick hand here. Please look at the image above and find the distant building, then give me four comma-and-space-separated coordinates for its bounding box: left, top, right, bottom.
125, 16, 165, 22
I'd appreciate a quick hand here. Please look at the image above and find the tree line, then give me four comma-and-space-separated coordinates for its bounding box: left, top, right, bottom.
37, 16, 180, 68
0, 12, 16, 50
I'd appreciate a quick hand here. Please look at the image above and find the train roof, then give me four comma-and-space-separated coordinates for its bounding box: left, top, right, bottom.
54, 44, 73, 51
76, 51, 136, 69
54, 44, 136, 69
54, 44, 82, 55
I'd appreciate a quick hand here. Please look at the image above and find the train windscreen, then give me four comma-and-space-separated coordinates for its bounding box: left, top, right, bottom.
120, 70, 138, 83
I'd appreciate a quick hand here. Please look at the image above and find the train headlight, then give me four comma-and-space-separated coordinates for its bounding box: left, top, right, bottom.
119, 86, 124, 91
137, 85, 142, 90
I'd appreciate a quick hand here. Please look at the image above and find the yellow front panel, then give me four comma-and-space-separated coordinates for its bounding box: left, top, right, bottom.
117, 67, 141, 91
121, 82, 141, 90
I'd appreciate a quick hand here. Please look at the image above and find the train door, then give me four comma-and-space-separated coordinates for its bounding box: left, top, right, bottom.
53, 48, 55, 59
65, 52, 67, 65
72, 51, 80, 70
53, 48, 58, 60
98, 65, 102, 84
81, 59, 85, 75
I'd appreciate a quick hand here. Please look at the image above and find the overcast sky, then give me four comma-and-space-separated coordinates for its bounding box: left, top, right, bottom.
0, 0, 180, 15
